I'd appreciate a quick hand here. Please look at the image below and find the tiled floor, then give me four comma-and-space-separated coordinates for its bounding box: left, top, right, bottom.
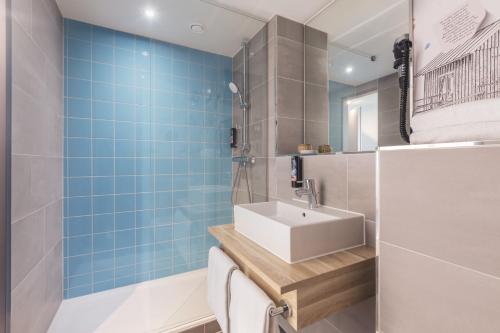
49, 269, 213, 333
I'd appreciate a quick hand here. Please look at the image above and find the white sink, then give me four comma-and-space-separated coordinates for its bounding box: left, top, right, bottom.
234, 200, 365, 263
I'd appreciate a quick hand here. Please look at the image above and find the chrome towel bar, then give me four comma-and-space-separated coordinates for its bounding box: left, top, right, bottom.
269, 301, 291, 318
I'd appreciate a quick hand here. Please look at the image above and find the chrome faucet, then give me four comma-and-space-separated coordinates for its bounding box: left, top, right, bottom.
294, 178, 319, 209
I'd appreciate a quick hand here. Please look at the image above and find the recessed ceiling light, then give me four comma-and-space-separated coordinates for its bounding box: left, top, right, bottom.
143, 7, 156, 19
190, 23, 205, 34
345, 66, 353, 74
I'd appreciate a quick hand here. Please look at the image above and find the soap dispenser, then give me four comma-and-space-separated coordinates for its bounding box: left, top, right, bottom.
291, 156, 303, 188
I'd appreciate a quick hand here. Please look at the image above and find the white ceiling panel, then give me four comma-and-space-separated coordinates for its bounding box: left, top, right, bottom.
56, 0, 332, 57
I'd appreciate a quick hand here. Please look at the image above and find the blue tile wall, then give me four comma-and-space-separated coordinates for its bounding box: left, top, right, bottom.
64, 19, 233, 298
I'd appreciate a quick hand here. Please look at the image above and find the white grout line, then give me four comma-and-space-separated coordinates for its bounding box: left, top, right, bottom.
380, 241, 500, 282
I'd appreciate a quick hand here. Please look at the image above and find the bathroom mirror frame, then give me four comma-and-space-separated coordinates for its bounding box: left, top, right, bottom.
291, 0, 415, 156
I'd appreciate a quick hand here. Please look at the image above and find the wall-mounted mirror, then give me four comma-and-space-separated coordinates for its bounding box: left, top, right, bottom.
304, 0, 411, 153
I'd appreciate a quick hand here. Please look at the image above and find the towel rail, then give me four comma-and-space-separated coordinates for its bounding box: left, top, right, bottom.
269, 301, 291, 318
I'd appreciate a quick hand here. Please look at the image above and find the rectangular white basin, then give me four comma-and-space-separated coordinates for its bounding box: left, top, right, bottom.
234, 200, 365, 263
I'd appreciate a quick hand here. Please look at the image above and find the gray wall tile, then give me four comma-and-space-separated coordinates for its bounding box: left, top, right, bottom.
276, 15, 304, 42
379, 146, 500, 278
347, 153, 376, 221
276, 37, 304, 81
11, 0, 63, 329
11, 210, 45, 289
276, 77, 304, 120
379, 242, 500, 333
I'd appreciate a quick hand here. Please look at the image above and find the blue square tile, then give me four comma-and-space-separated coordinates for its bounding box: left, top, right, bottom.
92, 26, 115, 45
68, 59, 91, 80
93, 158, 114, 176
67, 285, 92, 299
67, 98, 91, 118
93, 44, 114, 64
67, 158, 91, 177
93, 101, 114, 120
93, 250, 114, 271
135, 141, 152, 158
156, 142, 172, 158
67, 216, 92, 237
115, 194, 135, 212
115, 275, 135, 288
115, 48, 135, 68
94, 269, 114, 283
115, 31, 136, 50
115, 158, 135, 175
115, 176, 135, 194
68, 196, 91, 216
68, 254, 92, 276
115, 212, 135, 230
171, 45, 189, 61
135, 37, 151, 53
136, 193, 154, 210
93, 214, 114, 233
135, 51, 150, 71
66, 138, 91, 157
68, 38, 91, 60
93, 82, 113, 101
68, 273, 92, 289
135, 227, 154, 245
115, 85, 135, 104
115, 247, 135, 267
93, 177, 114, 195
115, 67, 135, 86
115, 103, 135, 121
115, 265, 134, 279
68, 78, 91, 99
115, 230, 135, 249
68, 235, 92, 256
93, 280, 115, 293
136, 158, 153, 175
115, 121, 135, 140
154, 41, 171, 58
135, 210, 154, 228
68, 118, 91, 138
93, 232, 114, 252
66, 20, 92, 41
155, 226, 172, 243
136, 175, 153, 193
68, 177, 91, 197
93, 195, 114, 214
115, 140, 135, 157
155, 208, 173, 225
92, 120, 114, 138
93, 63, 114, 83
92, 138, 114, 157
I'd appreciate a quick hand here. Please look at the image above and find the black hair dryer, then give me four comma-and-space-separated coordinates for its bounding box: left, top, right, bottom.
393, 34, 413, 143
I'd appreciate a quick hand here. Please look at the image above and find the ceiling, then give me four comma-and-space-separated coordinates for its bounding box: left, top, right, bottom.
307, 0, 410, 86
56, 0, 332, 57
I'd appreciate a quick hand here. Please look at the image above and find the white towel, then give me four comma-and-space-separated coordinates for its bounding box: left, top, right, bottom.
207, 247, 239, 333
229, 270, 278, 333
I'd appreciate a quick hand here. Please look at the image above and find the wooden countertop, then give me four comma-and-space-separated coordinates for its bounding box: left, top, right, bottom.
208, 224, 375, 294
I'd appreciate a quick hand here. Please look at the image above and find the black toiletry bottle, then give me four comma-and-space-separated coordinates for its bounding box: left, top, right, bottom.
230, 128, 237, 148
291, 156, 303, 188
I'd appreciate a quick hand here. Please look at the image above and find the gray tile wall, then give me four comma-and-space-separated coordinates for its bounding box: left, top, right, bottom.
378, 145, 500, 333
10, 0, 64, 332
305, 26, 328, 148
269, 16, 304, 155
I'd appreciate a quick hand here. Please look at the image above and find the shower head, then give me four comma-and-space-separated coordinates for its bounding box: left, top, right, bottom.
228, 82, 247, 109
229, 82, 239, 94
